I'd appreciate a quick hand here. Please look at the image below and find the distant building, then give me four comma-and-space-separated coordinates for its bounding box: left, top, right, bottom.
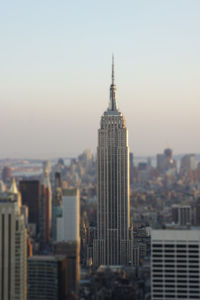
180, 154, 196, 176
40, 184, 52, 246
52, 172, 62, 241
28, 255, 66, 300
19, 180, 41, 233
156, 148, 176, 175
55, 188, 80, 295
0, 179, 27, 300
38, 160, 53, 249
172, 204, 192, 226
194, 198, 200, 226
53, 241, 80, 295
41, 161, 52, 240
1, 166, 12, 183
151, 229, 200, 300
57, 188, 80, 242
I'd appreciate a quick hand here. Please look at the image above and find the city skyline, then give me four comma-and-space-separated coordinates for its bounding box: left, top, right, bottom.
1, 1, 200, 158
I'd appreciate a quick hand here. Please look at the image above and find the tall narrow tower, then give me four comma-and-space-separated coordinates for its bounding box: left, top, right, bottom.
93, 57, 133, 266
0, 179, 27, 300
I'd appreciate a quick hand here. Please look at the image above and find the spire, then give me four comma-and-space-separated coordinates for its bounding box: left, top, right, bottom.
109, 54, 118, 111
112, 54, 114, 85
9, 177, 18, 194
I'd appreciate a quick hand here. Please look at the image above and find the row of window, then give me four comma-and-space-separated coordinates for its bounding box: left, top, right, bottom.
153, 284, 199, 288
153, 259, 198, 263
153, 244, 199, 248
153, 275, 199, 278
153, 296, 198, 299
153, 269, 199, 273
153, 249, 199, 253
153, 254, 198, 258
153, 280, 199, 283
153, 290, 199, 294
153, 264, 199, 268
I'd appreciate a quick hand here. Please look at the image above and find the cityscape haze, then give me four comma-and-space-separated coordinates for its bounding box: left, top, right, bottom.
1, 1, 200, 158
1, 1, 200, 300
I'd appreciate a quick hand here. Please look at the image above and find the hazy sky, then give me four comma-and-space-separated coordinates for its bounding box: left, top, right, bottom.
1, 0, 200, 158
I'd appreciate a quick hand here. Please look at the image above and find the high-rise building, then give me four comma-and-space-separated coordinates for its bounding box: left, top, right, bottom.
0, 179, 27, 300
53, 241, 80, 295
180, 154, 196, 176
156, 148, 176, 175
54, 188, 80, 295
19, 180, 41, 234
28, 255, 66, 300
57, 188, 80, 242
151, 229, 200, 300
1, 166, 12, 183
172, 204, 192, 226
93, 57, 133, 266
52, 172, 62, 242
40, 161, 52, 247
194, 198, 200, 226
129, 152, 134, 186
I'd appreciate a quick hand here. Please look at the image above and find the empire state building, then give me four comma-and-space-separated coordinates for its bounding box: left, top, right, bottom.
93, 57, 133, 266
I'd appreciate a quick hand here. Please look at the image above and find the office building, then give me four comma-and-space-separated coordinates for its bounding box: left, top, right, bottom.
28, 255, 66, 300
55, 188, 80, 295
39, 161, 52, 247
180, 154, 196, 176
151, 229, 200, 300
1, 166, 12, 183
57, 188, 80, 242
0, 179, 27, 300
19, 180, 41, 233
53, 241, 80, 295
40, 184, 52, 246
52, 172, 62, 241
156, 148, 176, 175
172, 204, 192, 226
93, 57, 133, 266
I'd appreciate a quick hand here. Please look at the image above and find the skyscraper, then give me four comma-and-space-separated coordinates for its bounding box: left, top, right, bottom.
54, 188, 80, 295
40, 161, 52, 247
93, 57, 133, 266
19, 180, 41, 234
57, 188, 80, 242
0, 179, 27, 300
52, 172, 62, 242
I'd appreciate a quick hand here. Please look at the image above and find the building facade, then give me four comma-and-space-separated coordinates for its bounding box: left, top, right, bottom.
54, 188, 80, 295
53, 241, 80, 295
28, 255, 66, 300
171, 204, 192, 226
0, 179, 27, 300
19, 180, 41, 233
151, 229, 200, 300
56, 188, 80, 242
93, 57, 133, 266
